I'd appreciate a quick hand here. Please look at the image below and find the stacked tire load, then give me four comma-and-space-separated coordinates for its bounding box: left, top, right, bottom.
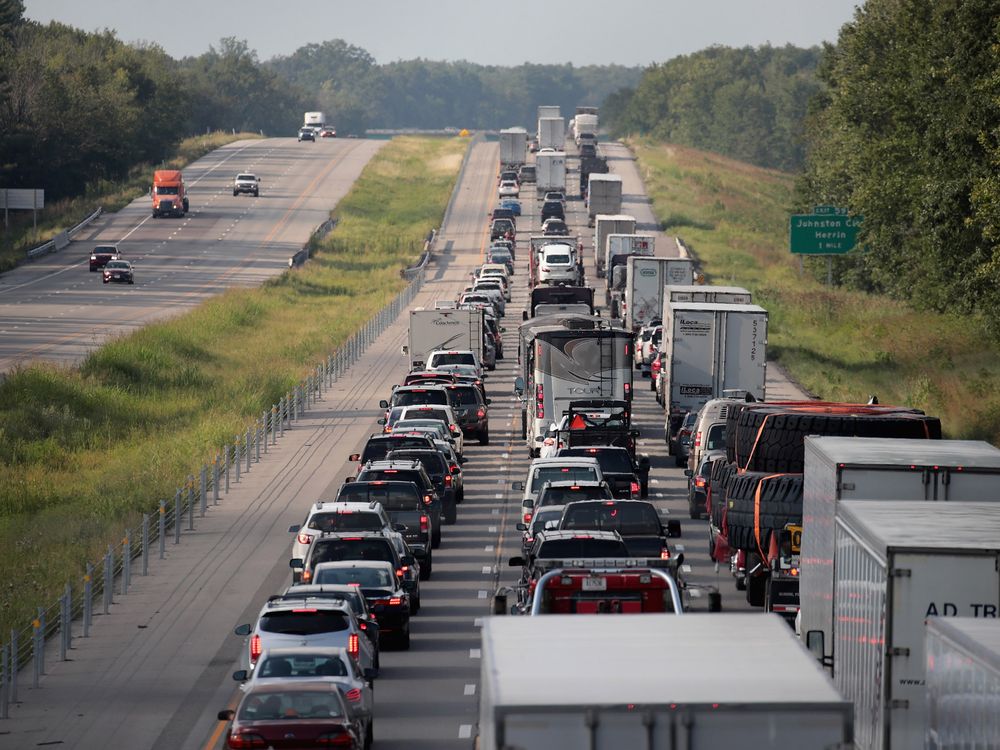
710, 400, 942, 606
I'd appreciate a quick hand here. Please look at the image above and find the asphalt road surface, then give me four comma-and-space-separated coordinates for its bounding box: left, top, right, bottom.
0, 137, 383, 374
0, 136, 806, 749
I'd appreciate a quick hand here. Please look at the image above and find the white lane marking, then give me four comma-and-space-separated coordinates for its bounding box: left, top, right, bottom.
652, 478, 660, 484
470, 648, 482, 659
482, 565, 492, 575
484, 545, 494, 552
459, 725, 473, 739
489, 526, 497, 533
655, 493, 664, 498
474, 617, 483, 627
501, 453, 509, 459
464, 684, 476, 696
690, 589, 702, 598
478, 590, 488, 599
675, 545, 685, 552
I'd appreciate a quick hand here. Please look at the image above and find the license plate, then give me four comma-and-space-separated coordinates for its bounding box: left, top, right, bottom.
582, 577, 606, 591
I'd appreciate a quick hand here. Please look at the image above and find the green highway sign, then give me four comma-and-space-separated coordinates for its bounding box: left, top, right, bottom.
789, 207, 863, 255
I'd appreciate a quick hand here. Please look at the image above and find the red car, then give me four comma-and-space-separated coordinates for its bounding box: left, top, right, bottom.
218, 683, 361, 749
102, 260, 134, 285
89, 245, 120, 272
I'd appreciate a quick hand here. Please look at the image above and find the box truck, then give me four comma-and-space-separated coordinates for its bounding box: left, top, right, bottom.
925, 617, 1000, 748
303, 111, 326, 130
623, 257, 695, 332
151, 170, 188, 217
499, 127, 527, 167
661, 302, 768, 438
536, 117, 566, 151
573, 113, 599, 142
535, 151, 566, 192
537, 105, 560, 120
800, 437, 1000, 675
586, 174, 622, 222
665, 285, 751, 304
403, 308, 483, 372
605, 233, 655, 310
478, 614, 853, 750
593, 214, 636, 278
824, 501, 1000, 750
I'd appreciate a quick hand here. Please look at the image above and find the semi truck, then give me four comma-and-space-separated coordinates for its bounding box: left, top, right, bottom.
303, 111, 326, 131
593, 214, 636, 278
661, 302, 768, 442
499, 127, 528, 167
151, 170, 188, 217
622, 257, 695, 332
665, 284, 752, 305
822, 501, 1000, 750
799, 437, 1000, 674
478, 614, 853, 750
605, 233, 655, 312
573, 113, 599, 143
536, 117, 566, 151
402, 308, 483, 372
535, 151, 566, 192
586, 174, 622, 223
925, 617, 1000, 748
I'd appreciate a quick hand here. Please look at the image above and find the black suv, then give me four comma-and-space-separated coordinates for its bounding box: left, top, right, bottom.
349, 433, 436, 474
354, 460, 443, 547
444, 383, 490, 444
386, 448, 458, 524
557, 446, 650, 499
334, 481, 434, 578
541, 200, 565, 222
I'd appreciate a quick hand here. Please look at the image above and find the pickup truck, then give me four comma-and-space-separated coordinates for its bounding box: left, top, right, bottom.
558, 499, 680, 559
557, 446, 650, 499
233, 172, 260, 196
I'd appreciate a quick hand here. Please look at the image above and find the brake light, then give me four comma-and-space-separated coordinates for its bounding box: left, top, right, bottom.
388, 597, 402, 606
297, 533, 312, 545
420, 515, 429, 533
228, 733, 268, 749
661, 548, 671, 560
344, 687, 362, 703
630, 481, 640, 496
249, 634, 262, 664
291, 608, 318, 613
302, 569, 312, 582
423, 494, 432, 505
348, 633, 359, 660
523, 512, 532, 524
316, 731, 354, 747
396, 568, 404, 578
695, 476, 707, 488
476, 408, 486, 418
694, 431, 702, 448
444, 474, 453, 487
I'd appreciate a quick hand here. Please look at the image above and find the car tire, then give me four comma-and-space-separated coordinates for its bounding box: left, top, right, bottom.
233, 190, 238, 196
398, 625, 411, 650
650, 377, 657, 391
129, 279, 134, 285
253, 190, 258, 197
674, 453, 686, 468
746, 569, 767, 608
432, 528, 441, 549
479, 430, 490, 446
445, 501, 457, 525
640, 481, 649, 499
725, 472, 804, 556
419, 556, 431, 581
689, 500, 701, 520
411, 595, 420, 615
735, 573, 747, 591
456, 489, 464, 504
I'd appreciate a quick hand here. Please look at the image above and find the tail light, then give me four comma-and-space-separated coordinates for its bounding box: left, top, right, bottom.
423, 494, 432, 506
316, 731, 354, 747
630, 481, 640, 496
388, 597, 402, 606
694, 431, 702, 448
536, 384, 544, 419
344, 687, 362, 703
249, 634, 262, 664
296, 533, 312, 545
228, 733, 268, 749
660, 548, 671, 560
523, 511, 532, 524
348, 633, 359, 660
695, 476, 707, 488
420, 515, 429, 533
396, 568, 404, 578
302, 569, 312, 583
444, 474, 453, 487
476, 408, 486, 418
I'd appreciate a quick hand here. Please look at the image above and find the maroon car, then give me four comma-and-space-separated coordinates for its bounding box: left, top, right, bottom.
218, 683, 361, 749
89, 245, 120, 272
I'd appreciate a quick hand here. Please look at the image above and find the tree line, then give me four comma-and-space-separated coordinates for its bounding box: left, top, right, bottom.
601, 44, 824, 171
796, 0, 1000, 334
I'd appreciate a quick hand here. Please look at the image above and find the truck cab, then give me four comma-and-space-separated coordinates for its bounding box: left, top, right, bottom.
152, 170, 188, 217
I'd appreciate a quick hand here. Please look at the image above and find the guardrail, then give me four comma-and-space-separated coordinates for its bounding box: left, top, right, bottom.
289, 217, 339, 268
0, 244, 431, 718
25, 207, 103, 260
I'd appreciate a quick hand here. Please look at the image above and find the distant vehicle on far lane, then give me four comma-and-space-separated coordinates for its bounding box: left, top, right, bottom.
298, 128, 315, 142
90, 244, 120, 272
102, 259, 134, 285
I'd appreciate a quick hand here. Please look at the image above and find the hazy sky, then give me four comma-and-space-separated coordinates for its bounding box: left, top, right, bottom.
24, 0, 861, 66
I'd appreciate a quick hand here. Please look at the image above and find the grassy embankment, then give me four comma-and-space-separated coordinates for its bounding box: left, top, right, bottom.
0, 132, 263, 273
0, 135, 467, 638
630, 138, 1000, 441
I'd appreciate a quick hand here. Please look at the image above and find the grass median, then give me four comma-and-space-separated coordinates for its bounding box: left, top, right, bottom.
0, 135, 467, 638
630, 138, 1000, 442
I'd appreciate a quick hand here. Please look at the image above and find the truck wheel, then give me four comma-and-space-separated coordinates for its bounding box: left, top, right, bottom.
724, 472, 803, 556
233, 190, 238, 196
479, 430, 490, 446
398, 625, 411, 650
640, 480, 649, 499
746, 569, 767, 608
420, 555, 432, 580
445, 501, 457, 525
182, 198, 189, 213
432, 528, 441, 549
253, 189, 258, 197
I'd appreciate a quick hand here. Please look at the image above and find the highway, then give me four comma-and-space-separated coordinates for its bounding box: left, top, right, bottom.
0, 137, 383, 373
0, 136, 806, 749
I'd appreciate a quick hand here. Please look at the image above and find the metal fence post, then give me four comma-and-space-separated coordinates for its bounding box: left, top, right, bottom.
34, 609, 44, 682
1, 642, 9, 719
224, 445, 231, 493
246, 429, 253, 470
213, 457, 220, 505
174, 490, 182, 544
103, 547, 113, 612
278, 400, 285, 437
235, 439, 242, 483
10, 629, 18, 704
272, 407, 278, 445
32, 616, 40, 687
60, 583, 71, 660
187, 479, 195, 531
141, 513, 149, 576
122, 532, 131, 595
158, 501, 166, 559
255, 422, 262, 462
263, 412, 269, 454
83, 564, 92, 637
200, 465, 208, 516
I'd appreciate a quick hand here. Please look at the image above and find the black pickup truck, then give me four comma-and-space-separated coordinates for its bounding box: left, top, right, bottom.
557, 499, 680, 559
557, 445, 650, 499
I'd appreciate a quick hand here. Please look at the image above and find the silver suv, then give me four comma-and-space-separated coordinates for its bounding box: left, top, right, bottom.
233, 172, 260, 196
288, 501, 395, 582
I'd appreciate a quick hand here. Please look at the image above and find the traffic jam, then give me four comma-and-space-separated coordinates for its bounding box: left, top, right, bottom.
217, 107, 1000, 750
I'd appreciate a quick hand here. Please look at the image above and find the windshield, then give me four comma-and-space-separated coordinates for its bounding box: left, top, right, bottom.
447, 387, 482, 407
315, 566, 395, 588
257, 653, 348, 679
391, 390, 449, 408
530, 466, 598, 492
387, 451, 446, 477
237, 174, 255, 181
357, 469, 426, 491
106, 261, 129, 270
258, 610, 349, 635
310, 539, 393, 565
429, 353, 475, 367
155, 186, 178, 195
337, 482, 420, 510
536, 538, 629, 558
706, 424, 726, 451
307, 512, 384, 533
403, 408, 450, 424
561, 449, 632, 474
537, 484, 611, 507
239, 690, 346, 721
560, 502, 661, 535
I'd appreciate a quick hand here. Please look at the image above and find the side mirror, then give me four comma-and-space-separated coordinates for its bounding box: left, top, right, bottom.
500, 327, 507, 333
378, 400, 389, 410
508, 556, 524, 567
459, 455, 468, 464
288, 524, 301, 533
401, 345, 408, 355
630, 429, 640, 438
511, 481, 524, 492
232, 669, 248, 682
523, 499, 534, 509
218, 709, 235, 721
683, 469, 693, 478
806, 630, 830, 667
344, 476, 354, 484
516, 522, 527, 531
665, 520, 682, 538
234, 623, 252, 636
288, 558, 303, 570
349, 453, 360, 462
485, 398, 492, 405
513, 376, 525, 395
377, 418, 386, 426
